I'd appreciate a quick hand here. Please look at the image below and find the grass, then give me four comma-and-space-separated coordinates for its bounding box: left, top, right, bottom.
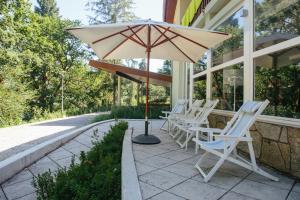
33, 121, 128, 200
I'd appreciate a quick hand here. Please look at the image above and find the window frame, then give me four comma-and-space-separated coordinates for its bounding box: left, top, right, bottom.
190, 0, 300, 125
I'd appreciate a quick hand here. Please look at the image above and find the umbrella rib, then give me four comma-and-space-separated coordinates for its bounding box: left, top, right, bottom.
152, 35, 178, 48
156, 25, 209, 50
127, 26, 146, 46
152, 25, 196, 63
120, 32, 146, 47
92, 25, 141, 45
151, 27, 170, 47
103, 25, 146, 59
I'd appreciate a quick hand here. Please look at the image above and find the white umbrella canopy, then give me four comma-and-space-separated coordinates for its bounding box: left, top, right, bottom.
67, 19, 230, 62
66, 19, 230, 144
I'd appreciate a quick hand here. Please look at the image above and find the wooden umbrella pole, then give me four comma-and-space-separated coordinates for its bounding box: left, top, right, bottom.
145, 24, 151, 136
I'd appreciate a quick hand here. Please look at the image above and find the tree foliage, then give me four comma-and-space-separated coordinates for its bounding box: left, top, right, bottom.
35, 0, 59, 17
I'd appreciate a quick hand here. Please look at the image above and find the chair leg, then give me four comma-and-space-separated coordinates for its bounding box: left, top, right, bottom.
204, 157, 225, 182
160, 120, 167, 131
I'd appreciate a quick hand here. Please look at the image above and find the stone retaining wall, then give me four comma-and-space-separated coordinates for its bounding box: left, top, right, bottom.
208, 114, 300, 178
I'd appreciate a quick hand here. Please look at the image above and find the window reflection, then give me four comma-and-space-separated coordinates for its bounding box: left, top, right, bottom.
255, 0, 300, 50
193, 76, 206, 101
212, 63, 244, 111
255, 45, 300, 119
212, 8, 244, 66
194, 53, 208, 74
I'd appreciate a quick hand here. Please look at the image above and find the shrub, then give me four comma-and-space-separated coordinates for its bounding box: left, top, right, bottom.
33, 121, 128, 200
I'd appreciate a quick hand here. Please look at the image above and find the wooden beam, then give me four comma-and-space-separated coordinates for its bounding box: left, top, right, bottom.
89, 60, 172, 85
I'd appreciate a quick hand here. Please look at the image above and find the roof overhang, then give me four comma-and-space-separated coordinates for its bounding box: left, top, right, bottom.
163, 0, 177, 23
89, 60, 172, 87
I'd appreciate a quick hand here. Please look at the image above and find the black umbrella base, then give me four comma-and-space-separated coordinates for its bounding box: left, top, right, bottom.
132, 134, 161, 145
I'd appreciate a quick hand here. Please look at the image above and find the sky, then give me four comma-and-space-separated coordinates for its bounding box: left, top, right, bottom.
29, 0, 165, 72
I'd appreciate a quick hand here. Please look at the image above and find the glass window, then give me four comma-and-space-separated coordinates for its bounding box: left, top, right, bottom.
255, 0, 300, 50
212, 63, 244, 111
212, 8, 244, 67
194, 53, 208, 74
193, 76, 206, 100
254, 45, 300, 119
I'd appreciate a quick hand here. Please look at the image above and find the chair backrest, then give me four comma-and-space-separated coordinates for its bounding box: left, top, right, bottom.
172, 99, 187, 114
220, 100, 269, 144
195, 99, 219, 123
185, 99, 204, 117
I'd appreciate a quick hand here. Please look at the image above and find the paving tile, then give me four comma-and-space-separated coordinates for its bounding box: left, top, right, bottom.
232, 179, 289, 200
181, 155, 215, 169
139, 169, 187, 190
158, 150, 193, 162
292, 183, 300, 193
192, 171, 242, 189
219, 192, 256, 200
134, 150, 154, 160
55, 156, 80, 168
219, 161, 251, 178
246, 170, 294, 190
156, 143, 181, 151
62, 140, 90, 156
135, 162, 157, 176
139, 181, 162, 199
287, 191, 300, 200
2, 179, 35, 200
148, 191, 186, 200
47, 147, 73, 160
74, 134, 94, 148
134, 146, 170, 156
140, 156, 177, 168
15, 192, 37, 200
162, 162, 198, 178
28, 157, 60, 176
168, 179, 226, 200
0, 187, 6, 200
2, 169, 33, 187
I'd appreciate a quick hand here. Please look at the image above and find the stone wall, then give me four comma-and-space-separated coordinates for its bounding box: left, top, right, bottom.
208, 114, 300, 178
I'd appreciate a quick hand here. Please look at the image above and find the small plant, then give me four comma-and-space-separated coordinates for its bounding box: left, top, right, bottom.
33, 121, 128, 200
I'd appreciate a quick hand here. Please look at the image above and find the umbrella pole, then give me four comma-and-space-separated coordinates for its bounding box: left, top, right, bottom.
132, 24, 161, 145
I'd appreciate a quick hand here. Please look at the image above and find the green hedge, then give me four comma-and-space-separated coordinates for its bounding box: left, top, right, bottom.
33, 121, 128, 200
93, 105, 170, 123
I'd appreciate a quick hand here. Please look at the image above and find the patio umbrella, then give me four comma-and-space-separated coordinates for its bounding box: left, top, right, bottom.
66, 19, 230, 144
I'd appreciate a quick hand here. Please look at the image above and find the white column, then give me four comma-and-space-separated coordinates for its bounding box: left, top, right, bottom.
206, 50, 212, 101
189, 63, 194, 107
117, 76, 121, 106
243, 0, 254, 101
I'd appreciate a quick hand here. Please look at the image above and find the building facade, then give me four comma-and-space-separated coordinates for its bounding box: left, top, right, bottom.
164, 0, 300, 178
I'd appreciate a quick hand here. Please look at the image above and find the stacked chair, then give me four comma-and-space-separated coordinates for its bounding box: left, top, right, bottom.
159, 99, 188, 131
163, 99, 279, 183
169, 100, 219, 150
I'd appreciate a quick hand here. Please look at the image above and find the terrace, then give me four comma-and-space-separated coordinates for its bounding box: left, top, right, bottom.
0, 119, 299, 200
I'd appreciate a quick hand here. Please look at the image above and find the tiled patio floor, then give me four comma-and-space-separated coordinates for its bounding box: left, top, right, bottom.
0, 120, 299, 200
132, 120, 300, 200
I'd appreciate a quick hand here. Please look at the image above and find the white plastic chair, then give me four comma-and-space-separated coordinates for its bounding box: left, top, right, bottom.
171, 100, 219, 149
191, 100, 279, 182
160, 99, 187, 131
168, 99, 204, 126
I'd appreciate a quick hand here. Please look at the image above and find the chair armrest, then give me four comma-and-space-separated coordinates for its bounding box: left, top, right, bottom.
162, 111, 172, 114
189, 127, 222, 133
214, 135, 252, 142
183, 119, 208, 125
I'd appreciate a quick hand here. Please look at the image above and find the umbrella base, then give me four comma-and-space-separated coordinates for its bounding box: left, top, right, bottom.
132, 134, 161, 145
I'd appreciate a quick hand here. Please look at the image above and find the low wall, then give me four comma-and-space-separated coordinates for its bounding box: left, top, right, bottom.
208, 114, 300, 178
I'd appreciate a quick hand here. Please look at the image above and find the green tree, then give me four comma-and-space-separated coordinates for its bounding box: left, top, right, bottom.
35, 0, 59, 17
87, 0, 136, 24
158, 60, 172, 75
